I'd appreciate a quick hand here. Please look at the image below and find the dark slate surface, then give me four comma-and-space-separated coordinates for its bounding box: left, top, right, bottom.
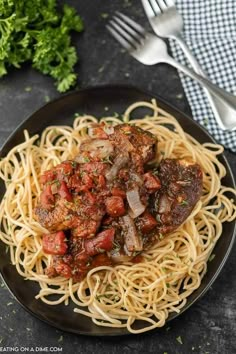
0, 1, 235, 353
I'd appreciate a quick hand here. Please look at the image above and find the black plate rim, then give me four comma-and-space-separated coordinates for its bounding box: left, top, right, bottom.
0, 84, 235, 336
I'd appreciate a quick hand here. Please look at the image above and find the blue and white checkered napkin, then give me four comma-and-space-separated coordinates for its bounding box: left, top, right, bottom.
169, 0, 236, 152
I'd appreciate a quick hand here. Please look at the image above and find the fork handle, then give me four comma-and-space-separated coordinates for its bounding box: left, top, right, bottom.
166, 56, 236, 110
172, 35, 228, 130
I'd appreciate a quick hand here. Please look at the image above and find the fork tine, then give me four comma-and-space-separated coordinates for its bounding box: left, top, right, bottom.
106, 24, 132, 51
111, 17, 142, 49
148, 0, 162, 14
116, 12, 146, 36
155, 0, 169, 11
165, 0, 175, 7
112, 16, 144, 46
141, 0, 156, 17
108, 18, 141, 48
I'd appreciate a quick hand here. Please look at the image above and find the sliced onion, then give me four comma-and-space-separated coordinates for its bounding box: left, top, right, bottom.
158, 194, 171, 214
80, 139, 114, 159
126, 188, 145, 218
104, 126, 114, 135
51, 183, 58, 194
109, 251, 132, 263
105, 153, 129, 182
75, 155, 89, 164
122, 215, 143, 252
130, 172, 143, 186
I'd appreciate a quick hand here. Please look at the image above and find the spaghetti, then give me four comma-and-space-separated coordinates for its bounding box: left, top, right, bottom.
0, 100, 235, 333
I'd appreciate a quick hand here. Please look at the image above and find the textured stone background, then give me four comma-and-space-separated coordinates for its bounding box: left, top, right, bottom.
0, 1, 235, 353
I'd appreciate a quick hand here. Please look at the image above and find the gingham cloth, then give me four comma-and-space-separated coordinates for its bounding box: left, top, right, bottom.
169, 0, 236, 152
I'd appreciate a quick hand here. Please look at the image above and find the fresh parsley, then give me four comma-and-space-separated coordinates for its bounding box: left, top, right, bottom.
0, 0, 84, 92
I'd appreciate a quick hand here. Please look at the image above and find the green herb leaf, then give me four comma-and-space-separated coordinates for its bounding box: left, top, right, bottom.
176, 336, 183, 345
209, 253, 215, 262
0, 1, 84, 92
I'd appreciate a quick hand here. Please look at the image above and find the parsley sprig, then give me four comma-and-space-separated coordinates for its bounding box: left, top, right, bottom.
0, 0, 84, 92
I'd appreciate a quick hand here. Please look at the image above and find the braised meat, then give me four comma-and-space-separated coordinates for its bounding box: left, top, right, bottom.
34, 123, 203, 281
150, 159, 203, 235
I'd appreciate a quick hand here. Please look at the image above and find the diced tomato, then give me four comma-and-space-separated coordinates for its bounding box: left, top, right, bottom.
55, 161, 73, 176
138, 212, 158, 233
55, 262, 72, 279
90, 126, 108, 139
40, 185, 54, 209
81, 174, 94, 189
98, 175, 106, 188
42, 231, 68, 255
58, 181, 72, 202
111, 187, 126, 199
40, 170, 55, 184
84, 228, 115, 256
73, 219, 100, 238
85, 191, 96, 204
105, 196, 126, 217
68, 173, 81, 190
81, 162, 107, 175
144, 172, 161, 193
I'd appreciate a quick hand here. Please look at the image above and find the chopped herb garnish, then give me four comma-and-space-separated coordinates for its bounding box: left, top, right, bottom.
189, 257, 193, 262
102, 156, 113, 165
166, 283, 170, 288
83, 156, 90, 163
98, 66, 104, 73
58, 335, 64, 343
159, 233, 164, 240
176, 336, 183, 345
65, 214, 72, 220
44, 95, 50, 103
25, 86, 32, 92
95, 247, 105, 253
180, 200, 188, 206
71, 161, 78, 168
112, 240, 121, 251
101, 13, 109, 19
156, 214, 161, 223
209, 253, 215, 262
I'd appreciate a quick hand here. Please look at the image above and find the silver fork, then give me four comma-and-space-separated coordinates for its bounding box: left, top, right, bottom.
106, 12, 236, 130
141, 0, 227, 130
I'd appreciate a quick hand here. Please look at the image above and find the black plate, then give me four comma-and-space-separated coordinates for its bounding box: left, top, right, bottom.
0, 85, 235, 336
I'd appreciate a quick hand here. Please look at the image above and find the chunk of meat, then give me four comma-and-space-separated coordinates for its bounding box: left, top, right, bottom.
84, 228, 115, 256
144, 172, 161, 193
112, 124, 157, 164
151, 159, 203, 235
42, 231, 68, 255
136, 212, 158, 233
105, 196, 125, 217
40, 185, 54, 210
